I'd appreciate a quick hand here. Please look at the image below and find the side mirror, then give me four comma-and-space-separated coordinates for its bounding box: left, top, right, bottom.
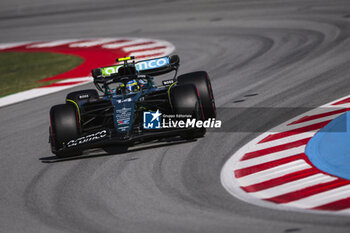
169, 55, 180, 67
91, 68, 102, 79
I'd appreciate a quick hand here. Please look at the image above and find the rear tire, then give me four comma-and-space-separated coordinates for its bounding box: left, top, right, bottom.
50, 104, 81, 157
178, 71, 216, 120
169, 84, 205, 139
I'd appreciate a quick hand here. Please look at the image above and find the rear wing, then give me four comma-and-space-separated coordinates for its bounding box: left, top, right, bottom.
92, 55, 180, 79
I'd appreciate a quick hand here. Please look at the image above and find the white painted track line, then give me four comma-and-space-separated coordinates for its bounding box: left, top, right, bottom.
69, 38, 118, 47
281, 184, 350, 209
28, 39, 80, 48
250, 174, 337, 199
237, 160, 312, 187
102, 39, 149, 49
0, 42, 30, 50
123, 41, 166, 52
236, 146, 306, 169
247, 132, 313, 152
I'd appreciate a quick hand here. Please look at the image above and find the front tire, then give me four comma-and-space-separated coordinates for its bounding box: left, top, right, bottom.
50, 104, 81, 157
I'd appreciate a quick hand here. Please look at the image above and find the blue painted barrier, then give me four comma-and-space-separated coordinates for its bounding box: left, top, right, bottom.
306, 111, 350, 180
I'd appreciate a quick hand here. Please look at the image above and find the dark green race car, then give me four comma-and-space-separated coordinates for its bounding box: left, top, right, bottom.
49, 55, 216, 157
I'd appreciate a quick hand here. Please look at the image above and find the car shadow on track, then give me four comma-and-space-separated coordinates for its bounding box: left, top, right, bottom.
39, 137, 196, 163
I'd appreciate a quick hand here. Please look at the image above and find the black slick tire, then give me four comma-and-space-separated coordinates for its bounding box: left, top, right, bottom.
169, 84, 205, 139
50, 104, 81, 157
178, 71, 216, 120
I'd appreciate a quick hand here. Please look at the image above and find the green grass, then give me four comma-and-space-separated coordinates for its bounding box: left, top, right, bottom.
0, 52, 83, 97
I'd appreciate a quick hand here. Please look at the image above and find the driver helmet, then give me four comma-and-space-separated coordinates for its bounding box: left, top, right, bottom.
125, 79, 140, 93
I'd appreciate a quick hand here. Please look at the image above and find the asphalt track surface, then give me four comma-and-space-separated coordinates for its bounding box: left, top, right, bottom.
2, 0, 350, 232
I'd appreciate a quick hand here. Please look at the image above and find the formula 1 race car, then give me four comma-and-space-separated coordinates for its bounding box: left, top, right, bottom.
49, 55, 216, 157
